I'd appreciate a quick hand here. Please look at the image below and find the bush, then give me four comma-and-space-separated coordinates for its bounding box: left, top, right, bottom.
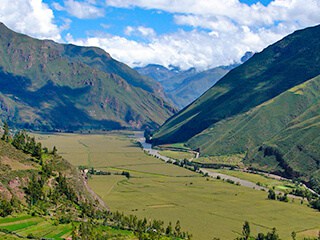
0, 199, 13, 217
268, 189, 276, 200
27, 233, 35, 239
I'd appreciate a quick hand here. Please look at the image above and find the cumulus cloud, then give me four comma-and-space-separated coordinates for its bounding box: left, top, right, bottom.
124, 26, 156, 38
54, 0, 105, 19
0, 0, 61, 41
99, 0, 320, 69
67, 27, 272, 70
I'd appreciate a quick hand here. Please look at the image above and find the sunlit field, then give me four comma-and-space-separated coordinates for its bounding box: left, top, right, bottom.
33, 132, 320, 240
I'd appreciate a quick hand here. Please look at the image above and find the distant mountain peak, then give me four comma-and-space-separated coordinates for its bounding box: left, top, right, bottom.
240, 51, 254, 63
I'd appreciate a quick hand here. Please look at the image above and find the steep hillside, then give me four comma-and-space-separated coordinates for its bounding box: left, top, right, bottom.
152, 24, 320, 145
0, 23, 175, 131
0, 130, 189, 239
188, 75, 320, 184
0, 131, 100, 213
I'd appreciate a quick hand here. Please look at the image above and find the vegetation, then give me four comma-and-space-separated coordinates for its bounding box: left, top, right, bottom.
0, 125, 189, 239
0, 22, 175, 131
152, 25, 320, 194
234, 221, 320, 240
153, 24, 320, 144
158, 150, 195, 160
34, 132, 320, 240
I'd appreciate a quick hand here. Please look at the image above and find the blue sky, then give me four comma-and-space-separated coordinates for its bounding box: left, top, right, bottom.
46, 0, 274, 41
1, 0, 320, 70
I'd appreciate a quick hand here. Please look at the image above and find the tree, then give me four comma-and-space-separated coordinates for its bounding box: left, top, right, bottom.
256, 233, 265, 240
166, 222, 172, 236
174, 220, 181, 237
1, 121, 9, 142
52, 146, 57, 155
291, 231, 296, 240
12, 131, 26, 150
25, 174, 43, 206
32, 142, 42, 160
268, 189, 276, 200
242, 221, 250, 240
0, 198, 13, 217
265, 228, 280, 240
310, 198, 320, 211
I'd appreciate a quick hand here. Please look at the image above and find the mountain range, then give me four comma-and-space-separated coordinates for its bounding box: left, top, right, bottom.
152, 24, 320, 189
0, 23, 175, 131
135, 53, 254, 109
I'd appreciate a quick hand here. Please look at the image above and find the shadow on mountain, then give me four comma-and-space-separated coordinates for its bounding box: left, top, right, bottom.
0, 70, 122, 131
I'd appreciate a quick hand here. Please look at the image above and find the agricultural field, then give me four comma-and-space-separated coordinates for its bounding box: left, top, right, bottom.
0, 214, 138, 240
194, 154, 245, 166
0, 214, 72, 239
32, 132, 194, 177
33, 132, 320, 240
158, 150, 195, 160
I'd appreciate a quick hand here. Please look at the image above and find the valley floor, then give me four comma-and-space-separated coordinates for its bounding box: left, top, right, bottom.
33, 131, 320, 240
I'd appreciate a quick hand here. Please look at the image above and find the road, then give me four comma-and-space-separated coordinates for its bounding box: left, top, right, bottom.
199, 168, 268, 191
135, 133, 310, 200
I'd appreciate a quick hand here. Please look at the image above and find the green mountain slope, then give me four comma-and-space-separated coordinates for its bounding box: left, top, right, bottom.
188, 75, 320, 156
188, 75, 320, 183
152, 24, 320, 144
0, 23, 175, 131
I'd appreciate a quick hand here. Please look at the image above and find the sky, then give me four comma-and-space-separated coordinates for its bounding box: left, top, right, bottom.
1, 0, 320, 70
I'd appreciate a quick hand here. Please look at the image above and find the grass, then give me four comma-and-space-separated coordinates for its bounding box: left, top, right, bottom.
159, 150, 195, 160
34, 132, 320, 240
92, 175, 320, 240
0, 214, 138, 240
32, 133, 196, 177
0, 215, 33, 224
157, 143, 191, 151
0, 232, 20, 239
0, 214, 72, 239
194, 154, 245, 166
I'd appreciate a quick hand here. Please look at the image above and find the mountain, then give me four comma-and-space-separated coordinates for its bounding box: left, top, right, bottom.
188, 75, 320, 183
153, 25, 320, 144
152, 25, 320, 188
136, 53, 252, 109
0, 23, 175, 131
135, 64, 231, 109
166, 66, 233, 108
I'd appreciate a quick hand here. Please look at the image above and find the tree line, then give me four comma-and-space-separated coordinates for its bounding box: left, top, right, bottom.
1, 122, 191, 239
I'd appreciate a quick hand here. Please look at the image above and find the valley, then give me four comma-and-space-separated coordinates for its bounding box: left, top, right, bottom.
32, 132, 320, 240
0, 7, 320, 240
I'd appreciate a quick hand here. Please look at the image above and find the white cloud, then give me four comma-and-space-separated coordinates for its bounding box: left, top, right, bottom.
55, 0, 105, 19
99, 0, 320, 69
124, 26, 156, 38
0, 0, 61, 41
67, 28, 267, 70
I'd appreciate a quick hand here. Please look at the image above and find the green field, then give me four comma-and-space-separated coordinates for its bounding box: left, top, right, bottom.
34, 132, 320, 240
0, 214, 72, 239
194, 154, 245, 166
0, 214, 138, 240
159, 150, 195, 160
